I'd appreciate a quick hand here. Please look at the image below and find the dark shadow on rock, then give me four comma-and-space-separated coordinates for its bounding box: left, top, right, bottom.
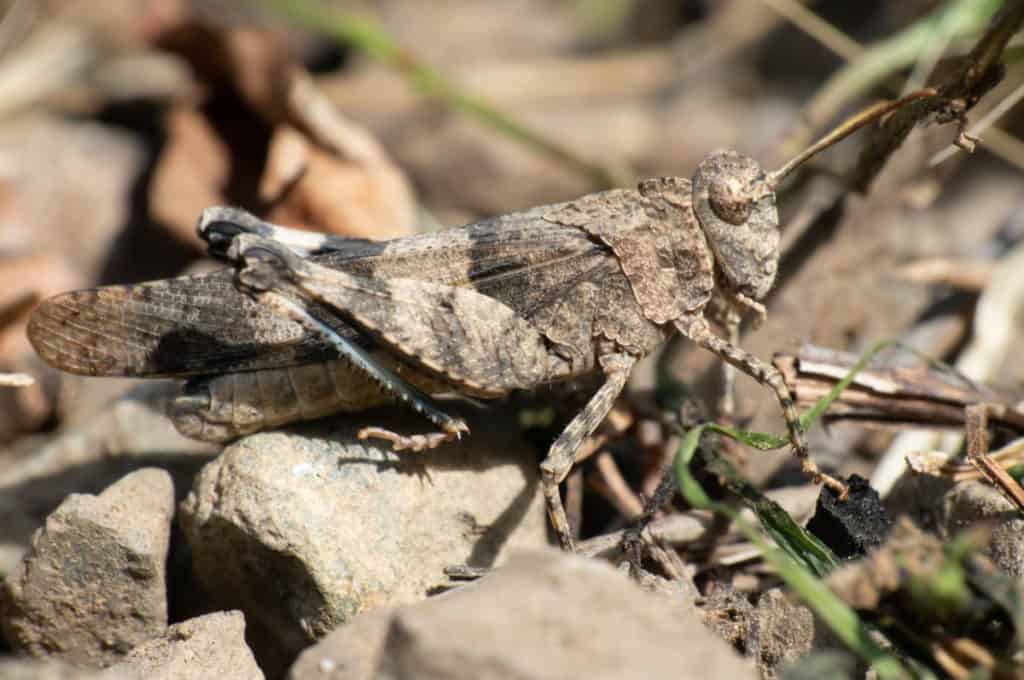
465, 467, 542, 569
0, 452, 213, 558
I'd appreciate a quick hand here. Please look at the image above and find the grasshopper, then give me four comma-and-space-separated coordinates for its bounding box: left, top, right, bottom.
27, 94, 928, 551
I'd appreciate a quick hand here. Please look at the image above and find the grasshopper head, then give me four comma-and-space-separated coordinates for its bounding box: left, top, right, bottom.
692, 150, 780, 301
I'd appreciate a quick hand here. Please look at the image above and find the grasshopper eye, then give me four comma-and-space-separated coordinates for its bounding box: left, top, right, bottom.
707, 175, 754, 226
692, 150, 780, 301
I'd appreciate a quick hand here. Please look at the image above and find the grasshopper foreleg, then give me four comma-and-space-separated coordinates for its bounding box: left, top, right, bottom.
675, 315, 848, 498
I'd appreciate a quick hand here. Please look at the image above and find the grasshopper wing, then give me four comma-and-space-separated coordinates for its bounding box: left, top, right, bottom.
28, 204, 615, 378
26, 268, 350, 377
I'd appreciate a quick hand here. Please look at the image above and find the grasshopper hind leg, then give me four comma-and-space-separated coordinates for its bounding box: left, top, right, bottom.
227, 234, 564, 455
198, 207, 371, 260
252, 290, 470, 448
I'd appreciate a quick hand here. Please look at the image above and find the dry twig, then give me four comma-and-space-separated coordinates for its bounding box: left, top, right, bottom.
774, 344, 1024, 433
0, 372, 33, 387
850, 2, 1024, 192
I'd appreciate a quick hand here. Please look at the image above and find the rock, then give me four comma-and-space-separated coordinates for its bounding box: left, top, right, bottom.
805, 475, 891, 559
941, 480, 1024, 577
287, 548, 755, 680
702, 584, 754, 648
0, 382, 216, 489
287, 608, 393, 680
746, 590, 816, 680
0, 468, 174, 667
0, 382, 215, 576
0, 656, 125, 679
0, 505, 39, 581
179, 407, 548, 667
99, 611, 263, 680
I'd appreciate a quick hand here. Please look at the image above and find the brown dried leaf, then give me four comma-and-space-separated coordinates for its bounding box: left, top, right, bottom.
151, 23, 416, 241
149, 107, 231, 248
224, 28, 416, 238
264, 127, 416, 239
259, 125, 309, 203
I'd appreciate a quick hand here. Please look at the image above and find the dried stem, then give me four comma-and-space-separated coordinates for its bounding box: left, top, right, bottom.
930, 78, 1024, 166
767, 89, 936, 187
965, 403, 1024, 514
776, 0, 1005, 160
757, 0, 861, 61
774, 344, 1024, 433
591, 451, 644, 519
850, 1, 1024, 191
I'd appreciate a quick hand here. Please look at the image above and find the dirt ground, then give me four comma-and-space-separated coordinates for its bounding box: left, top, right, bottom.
1, 2, 1024, 679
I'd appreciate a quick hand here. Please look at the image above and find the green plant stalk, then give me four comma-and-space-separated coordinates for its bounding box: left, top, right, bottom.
675, 426, 911, 679
703, 451, 840, 576
687, 339, 894, 453
674, 340, 919, 678
255, 0, 631, 189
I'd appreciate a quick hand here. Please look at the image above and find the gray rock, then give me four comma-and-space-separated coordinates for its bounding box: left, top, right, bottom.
0, 381, 216, 577
0, 468, 174, 667
702, 585, 754, 649
0, 656, 125, 680
941, 480, 1024, 577
179, 408, 548, 664
99, 611, 263, 680
747, 589, 816, 680
287, 608, 392, 680
288, 548, 755, 680
0, 382, 216, 489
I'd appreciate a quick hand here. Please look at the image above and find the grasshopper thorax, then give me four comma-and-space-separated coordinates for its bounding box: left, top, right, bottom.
692, 150, 780, 301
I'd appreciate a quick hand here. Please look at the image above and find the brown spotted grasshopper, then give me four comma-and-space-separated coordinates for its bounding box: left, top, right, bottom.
27, 93, 930, 551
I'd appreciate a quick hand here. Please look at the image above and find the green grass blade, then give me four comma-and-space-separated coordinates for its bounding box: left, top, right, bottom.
675, 429, 910, 679
672, 340, 920, 678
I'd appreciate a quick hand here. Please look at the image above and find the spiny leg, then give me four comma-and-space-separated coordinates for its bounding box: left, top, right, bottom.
674, 315, 848, 497
260, 292, 468, 448
229, 235, 559, 397
711, 291, 766, 422
715, 293, 767, 465
541, 354, 636, 551
717, 303, 741, 421
228, 240, 468, 448
357, 427, 455, 452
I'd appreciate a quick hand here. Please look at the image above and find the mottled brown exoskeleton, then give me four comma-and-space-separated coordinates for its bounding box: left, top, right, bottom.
27, 96, 926, 550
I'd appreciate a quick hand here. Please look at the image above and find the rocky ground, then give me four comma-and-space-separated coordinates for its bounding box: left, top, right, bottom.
2, 2, 1024, 679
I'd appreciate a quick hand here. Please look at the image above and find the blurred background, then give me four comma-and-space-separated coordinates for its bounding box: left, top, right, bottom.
0, 0, 1023, 533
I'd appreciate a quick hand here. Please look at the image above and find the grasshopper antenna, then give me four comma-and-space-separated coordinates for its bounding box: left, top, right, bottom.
765, 88, 937, 189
